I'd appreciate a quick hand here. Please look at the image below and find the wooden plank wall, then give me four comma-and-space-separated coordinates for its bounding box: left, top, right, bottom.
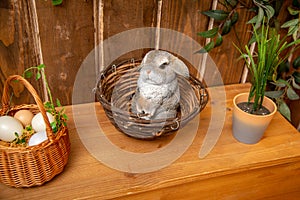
0, 0, 299, 127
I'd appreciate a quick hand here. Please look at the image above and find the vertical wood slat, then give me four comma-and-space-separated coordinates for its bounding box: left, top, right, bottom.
155, 0, 163, 50
100, 0, 156, 66
93, 0, 104, 76
199, 0, 218, 82
159, 0, 209, 82
35, 0, 95, 105
27, 0, 48, 102
0, 0, 46, 105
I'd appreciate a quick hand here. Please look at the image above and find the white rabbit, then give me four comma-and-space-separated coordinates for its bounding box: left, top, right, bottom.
131, 50, 189, 120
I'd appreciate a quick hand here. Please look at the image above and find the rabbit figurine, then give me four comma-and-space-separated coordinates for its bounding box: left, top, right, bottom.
131, 50, 189, 120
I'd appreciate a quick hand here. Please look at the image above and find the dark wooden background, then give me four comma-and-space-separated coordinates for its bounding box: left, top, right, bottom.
0, 0, 299, 128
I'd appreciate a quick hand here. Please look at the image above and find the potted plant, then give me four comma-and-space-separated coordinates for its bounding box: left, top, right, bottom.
232, 21, 299, 144
197, 0, 300, 128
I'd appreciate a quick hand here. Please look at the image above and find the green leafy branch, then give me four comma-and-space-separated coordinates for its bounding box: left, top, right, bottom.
197, 0, 277, 53
23, 64, 54, 111
23, 64, 68, 133
281, 2, 300, 41
265, 56, 300, 120
196, 0, 240, 53
248, 0, 275, 29
263, 3, 300, 120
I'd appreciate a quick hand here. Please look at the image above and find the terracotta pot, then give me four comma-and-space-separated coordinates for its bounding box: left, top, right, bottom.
232, 93, 277, 144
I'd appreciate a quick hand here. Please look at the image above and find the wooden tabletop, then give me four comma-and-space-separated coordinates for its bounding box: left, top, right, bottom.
1, 83, 300, 199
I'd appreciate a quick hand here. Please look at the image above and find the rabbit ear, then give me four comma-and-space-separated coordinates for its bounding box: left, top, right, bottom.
170, 56, 190, 78
141, 50, 154, 65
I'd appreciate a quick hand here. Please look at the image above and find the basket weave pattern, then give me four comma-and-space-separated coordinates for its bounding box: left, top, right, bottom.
96, 60, 208, 139
0, 75, 70, 187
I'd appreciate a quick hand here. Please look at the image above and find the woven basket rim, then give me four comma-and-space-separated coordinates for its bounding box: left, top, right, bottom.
95, 59, 209, 139
97, 61, 208, 118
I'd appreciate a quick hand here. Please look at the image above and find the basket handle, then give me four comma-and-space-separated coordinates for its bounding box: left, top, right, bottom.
1, 75, 54, 141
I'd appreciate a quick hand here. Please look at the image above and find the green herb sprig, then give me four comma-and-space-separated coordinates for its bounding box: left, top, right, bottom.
23, 64, 68, 133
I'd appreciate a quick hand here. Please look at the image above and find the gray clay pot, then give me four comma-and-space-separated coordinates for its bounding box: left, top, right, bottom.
232, 93, 277, 144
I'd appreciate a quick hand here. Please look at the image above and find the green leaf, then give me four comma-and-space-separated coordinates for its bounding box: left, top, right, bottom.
287, 25, 298, 36
292, 56, 300, 69
288, 6, 300, 15
265, 5, 275, 21
215, 34, 223, 47
292, 77, 300, 89
221, 19, 232, 35
195, 41, 215, 53
281, 19, 299, 28
56, 98, 62, 107
51, 121, 58, 133
24, 71, 33, 79
287, 87, 300, 100
293, 71, 300, 83
197, 27, 219, 38
254, 7, 264, 29
265, 90, 284, 98
62, 113, 69, 121
52, 0, 63, 6
36, 71, 42, 80
292, 27, 299, 41
25, 125, 33, 131
203, 41, 215, 52
230, 12, 239, 25
201, 10, 229, 21
279, 101, 291, 121
225, 0, 238, 7
270, 79, 287, 87
44, 101, 52, 109
248, 34, 257, 45
37, 64, 46, 70
247, 15, 258, 24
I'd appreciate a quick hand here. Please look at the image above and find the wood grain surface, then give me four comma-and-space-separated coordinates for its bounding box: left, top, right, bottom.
1, 83, 300, 199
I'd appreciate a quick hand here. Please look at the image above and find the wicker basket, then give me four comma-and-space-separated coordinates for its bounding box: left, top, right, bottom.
96, 60, 208, 139
0, 75, 70, 187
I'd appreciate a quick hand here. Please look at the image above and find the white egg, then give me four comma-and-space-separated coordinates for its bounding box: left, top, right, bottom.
0, 116, 23, 142
31, 112, 55, 132
28, 131, 48, 146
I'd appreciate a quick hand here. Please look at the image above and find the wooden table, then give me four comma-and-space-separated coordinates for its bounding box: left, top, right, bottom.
1, 83, 300, 199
